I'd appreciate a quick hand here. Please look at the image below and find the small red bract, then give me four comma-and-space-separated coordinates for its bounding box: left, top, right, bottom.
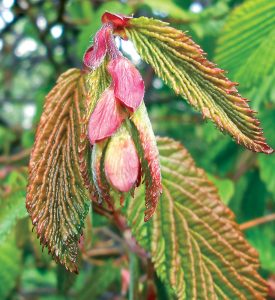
101, 12, 132, 28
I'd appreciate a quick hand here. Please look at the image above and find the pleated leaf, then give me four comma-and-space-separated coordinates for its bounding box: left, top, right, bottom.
26, 69, 91, 272
126, 17, 273, 154
129, 103, 162, 221
79, 62, 111, 200
215, 0, 275, 90
127, 137, 267, 299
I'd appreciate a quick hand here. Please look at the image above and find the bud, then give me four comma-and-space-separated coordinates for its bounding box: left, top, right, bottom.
104, 126, 140, 193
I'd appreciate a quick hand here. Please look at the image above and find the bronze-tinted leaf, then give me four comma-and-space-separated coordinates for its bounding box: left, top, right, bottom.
128, 137, 267, 299
129, 103, 162, 221
126, 17, 273, 154
26, 69, 91, 272
79, 62, 111, 201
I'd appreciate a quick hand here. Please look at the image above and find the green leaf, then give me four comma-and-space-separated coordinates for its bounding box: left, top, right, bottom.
258, 109, 275, 147
21, 129, 35, 148
142, 0, 194, 21
57, 264, 77, 295
0, 171, 28, 244
0, 125, 16, 154
207, 174, 235, 205
215, 0, 275, 94
77, 262, 120, 300
26, 69, 91, 272
258, 109, 275, 199
258, 154, 275, 200
126, 17, 273, 154
128, 137, 267, 299
241, 170, 268, 221
246, 224, 275, 274
0, 236, 21, 299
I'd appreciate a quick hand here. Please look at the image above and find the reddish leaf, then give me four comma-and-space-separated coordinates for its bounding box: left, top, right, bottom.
130, 103, 162, 221
26, 69, 90, 272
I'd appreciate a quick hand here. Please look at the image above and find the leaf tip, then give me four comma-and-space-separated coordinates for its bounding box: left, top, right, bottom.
261, 144, 274, 155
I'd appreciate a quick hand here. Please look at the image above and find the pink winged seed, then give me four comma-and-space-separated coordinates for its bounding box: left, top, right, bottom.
88, 88, 126, 144
108, 57, 145, 111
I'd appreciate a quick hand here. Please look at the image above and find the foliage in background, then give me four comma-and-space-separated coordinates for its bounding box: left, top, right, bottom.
0, 0, 275, 299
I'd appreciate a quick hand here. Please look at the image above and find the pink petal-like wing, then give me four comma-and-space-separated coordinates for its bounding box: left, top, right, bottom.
88, 88, 125, 144
104, 126, 140, 193
107, 57, 144, 112
83, 25, 111, 69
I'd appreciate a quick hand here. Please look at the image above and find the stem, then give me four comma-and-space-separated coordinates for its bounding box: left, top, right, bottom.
85, 247, 122, 257
129, 252, 139, 300
240, 214, 275, 231
0, 148, 31, 164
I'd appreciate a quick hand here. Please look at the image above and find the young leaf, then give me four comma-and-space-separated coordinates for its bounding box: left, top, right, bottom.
79, 62, 111, 199
26, 69, 91, 272
125, 17, 273, 154
128, 137, 267, 299
129, 103, 162, 221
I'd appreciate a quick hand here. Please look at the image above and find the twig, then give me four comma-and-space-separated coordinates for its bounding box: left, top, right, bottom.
0, 148, 31, 164
81, 257, 106, 266
57, 0, 68, 22
230, 151, 256, 181
95, 227, 125, 245
240, 214, 275, 231
85, 247, 122, 257
93, 203, 113, 220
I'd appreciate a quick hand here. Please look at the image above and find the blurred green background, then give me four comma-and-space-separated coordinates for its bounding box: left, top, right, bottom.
0, 0, 275, 299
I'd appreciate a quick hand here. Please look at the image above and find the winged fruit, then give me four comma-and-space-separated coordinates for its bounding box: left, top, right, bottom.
83, 15, 162, 220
